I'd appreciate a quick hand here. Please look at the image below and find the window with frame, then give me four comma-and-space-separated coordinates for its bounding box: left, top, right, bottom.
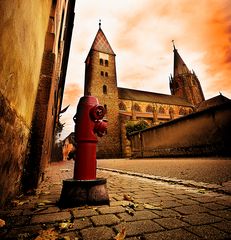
179, 107, 186, 115
146, 105, 153, 113
158, 106, 165, 114
133, 103, 141, 112
105, 72, 108, 77
119, 102, 126, 111
103, 85, 107, 94
101, 71, 104, 76
100, 58, 103, 65
105, 60, 108, 66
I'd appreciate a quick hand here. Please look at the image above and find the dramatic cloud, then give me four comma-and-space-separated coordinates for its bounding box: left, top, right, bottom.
61, 0, 231, 139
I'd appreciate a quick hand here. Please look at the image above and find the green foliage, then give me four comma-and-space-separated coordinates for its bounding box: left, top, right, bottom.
126, 120, 149, 135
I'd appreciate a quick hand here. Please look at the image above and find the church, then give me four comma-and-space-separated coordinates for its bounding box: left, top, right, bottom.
84, 23, 205, 158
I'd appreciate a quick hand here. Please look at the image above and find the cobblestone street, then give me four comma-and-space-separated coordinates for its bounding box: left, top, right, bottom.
0, 160, 231, 240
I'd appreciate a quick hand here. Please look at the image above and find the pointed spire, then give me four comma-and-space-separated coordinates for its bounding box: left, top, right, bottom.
173, 42, 190, 77
172, 40, 176, 50
89, 21, 115, 55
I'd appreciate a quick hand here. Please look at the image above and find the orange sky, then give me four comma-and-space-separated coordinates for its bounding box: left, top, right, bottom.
60, 0, 231, 139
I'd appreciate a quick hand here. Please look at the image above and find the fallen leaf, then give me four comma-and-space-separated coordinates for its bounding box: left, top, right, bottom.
125, 208, 134, 216
198, 189, 206, 194
42, 200, 53, 204
0, 219, 5, 228
59, 222, 74, 230
128, 202, 138, 209
18, 200, 29, 205
143, 203, 162, 211
60, 169, 71, 172
123, 194, 134, 202
41, 191, 51, 195
34, 228, 58, 240
18, 233, 30, 239
11, 200, 29, 206
37, 200, 53, 208
63, 236, 71, 240
37, 202, 46, 207
114, 227, 126, 240
17, 194, 24, 198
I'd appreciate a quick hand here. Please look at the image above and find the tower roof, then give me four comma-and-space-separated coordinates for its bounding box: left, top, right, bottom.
173, 43, 191, 77
90, 23, 115, 55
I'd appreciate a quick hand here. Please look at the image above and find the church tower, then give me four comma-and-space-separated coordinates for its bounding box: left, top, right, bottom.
169, 43, 205, 105
84, 21, 121, 158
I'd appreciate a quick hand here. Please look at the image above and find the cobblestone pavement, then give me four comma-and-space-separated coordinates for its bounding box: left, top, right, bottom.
0, 160, 231, 240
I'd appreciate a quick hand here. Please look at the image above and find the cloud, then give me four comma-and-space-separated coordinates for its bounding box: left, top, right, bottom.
65, 0, 231, 109
62, 83, 82, 108
60, 0, 231, 140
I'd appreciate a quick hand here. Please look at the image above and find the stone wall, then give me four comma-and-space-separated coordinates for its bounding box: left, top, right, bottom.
130, 102, 231, 157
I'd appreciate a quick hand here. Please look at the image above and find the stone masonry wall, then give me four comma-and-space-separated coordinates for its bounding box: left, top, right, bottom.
130, 103, 231, 157
22, 50, 55, 191
85, 50, 122, 158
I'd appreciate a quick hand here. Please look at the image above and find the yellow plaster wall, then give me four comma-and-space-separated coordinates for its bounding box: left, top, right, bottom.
0, 0, 51, 126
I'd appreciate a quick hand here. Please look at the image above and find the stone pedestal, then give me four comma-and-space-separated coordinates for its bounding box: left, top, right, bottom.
59, 178, 109, 208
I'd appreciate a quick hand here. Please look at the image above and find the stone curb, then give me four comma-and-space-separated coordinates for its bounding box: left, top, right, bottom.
97, 167, 231, 195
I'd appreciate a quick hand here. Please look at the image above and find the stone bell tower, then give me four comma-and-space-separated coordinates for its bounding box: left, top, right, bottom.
84, 21, 121, 158
169, 42, 205, 106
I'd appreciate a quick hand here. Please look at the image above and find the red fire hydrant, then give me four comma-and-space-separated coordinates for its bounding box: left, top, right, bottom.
73, 96, 107, 180
59, 96, 109, 207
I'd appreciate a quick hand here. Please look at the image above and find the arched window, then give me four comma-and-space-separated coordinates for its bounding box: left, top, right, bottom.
133, 103, 141, 112
105, 72, 108, 77
158, 106, 165, 114
99, 58, 103, 65
119, 102, 126, 111
103, 85, 107, 94
105, 60, 108, 67
179, 107, 186, 115
146, 105, 153, 113
100, 71, 104, 76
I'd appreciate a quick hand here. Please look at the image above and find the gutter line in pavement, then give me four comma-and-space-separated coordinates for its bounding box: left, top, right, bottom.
97, 167, 231, 195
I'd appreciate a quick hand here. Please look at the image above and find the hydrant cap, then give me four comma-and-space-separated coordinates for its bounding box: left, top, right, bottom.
90, 105, 105, 120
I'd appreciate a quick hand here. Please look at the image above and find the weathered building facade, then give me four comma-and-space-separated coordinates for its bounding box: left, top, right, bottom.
0, 0, 75, 207
84, 25, 204, 158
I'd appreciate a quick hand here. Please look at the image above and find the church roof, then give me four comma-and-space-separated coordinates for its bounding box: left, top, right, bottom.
173, 45, 191, 77
118, 87, 193, 107
90, 25, 115, 55
196, 94, 231, 111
